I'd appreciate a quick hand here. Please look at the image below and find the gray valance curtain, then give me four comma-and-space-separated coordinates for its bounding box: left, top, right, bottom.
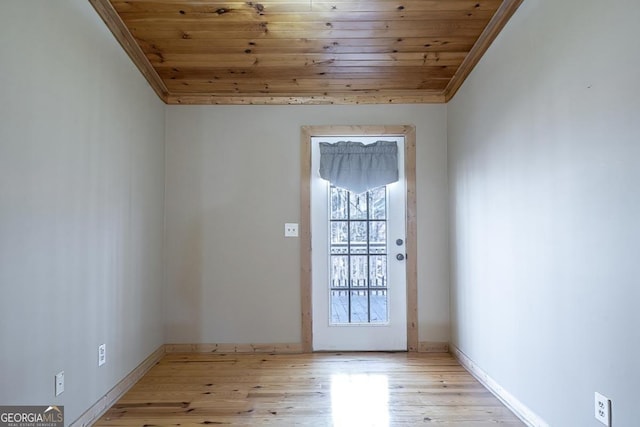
319, 140, 399, 194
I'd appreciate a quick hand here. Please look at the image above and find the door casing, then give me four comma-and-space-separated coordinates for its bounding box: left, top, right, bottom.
300, 125, 418, 352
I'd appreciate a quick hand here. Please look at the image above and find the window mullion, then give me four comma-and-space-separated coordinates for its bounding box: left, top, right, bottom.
347, 190, 352, 324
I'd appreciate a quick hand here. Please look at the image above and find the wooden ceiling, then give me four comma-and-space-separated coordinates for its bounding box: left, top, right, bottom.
90, 0, 522, 105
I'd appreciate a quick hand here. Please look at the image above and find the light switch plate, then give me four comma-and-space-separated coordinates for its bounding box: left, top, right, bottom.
285, 223, 299, 237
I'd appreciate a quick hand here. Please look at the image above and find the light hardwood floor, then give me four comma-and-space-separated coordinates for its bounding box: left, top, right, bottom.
94, 352, 525, 426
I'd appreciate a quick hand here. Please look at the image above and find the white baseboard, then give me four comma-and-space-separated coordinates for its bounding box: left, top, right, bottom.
450, 345, 549, 427
69, 345, 165, 427
164, 342, 304, 353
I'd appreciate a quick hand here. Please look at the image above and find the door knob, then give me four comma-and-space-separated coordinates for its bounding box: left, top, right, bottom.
396, 253, 405, 261
396, 238, 404, 246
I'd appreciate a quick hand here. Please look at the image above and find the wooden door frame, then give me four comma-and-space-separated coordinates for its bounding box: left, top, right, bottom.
300, 125, 418, 353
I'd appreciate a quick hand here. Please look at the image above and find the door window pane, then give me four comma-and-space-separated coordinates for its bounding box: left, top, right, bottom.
370, 290, 388, 322
330, 256, 349, 284
369, 256, 387, 287
349, 255, 368, 287
330, 187, 348, 220
350, 291, 369, 323
350, 193, 368, 220
369, 187, 386, 220
330, 222, 348, 254
369, 221, 386, 254
349, 222, 368, 254
330, 290, 349, 324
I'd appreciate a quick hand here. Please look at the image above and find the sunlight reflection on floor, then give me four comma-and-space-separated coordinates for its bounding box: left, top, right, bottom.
330, 374, 390, 427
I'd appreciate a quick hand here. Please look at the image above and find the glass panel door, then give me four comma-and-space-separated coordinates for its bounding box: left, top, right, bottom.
311, 136, 407, 351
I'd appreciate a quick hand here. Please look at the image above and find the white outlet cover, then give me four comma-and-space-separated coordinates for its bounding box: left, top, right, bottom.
55, 371, 64, 396
98, 344, 106, 366
284, 223, 299, 237
595, 392, 611, 426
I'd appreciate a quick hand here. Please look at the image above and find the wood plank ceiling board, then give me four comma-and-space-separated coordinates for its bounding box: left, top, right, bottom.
90, 0, 524, 105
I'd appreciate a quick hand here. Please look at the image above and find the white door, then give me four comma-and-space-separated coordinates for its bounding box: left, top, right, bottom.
311, 136, 407, 351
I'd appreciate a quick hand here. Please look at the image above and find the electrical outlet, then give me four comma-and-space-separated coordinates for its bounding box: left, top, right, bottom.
98, 344, 106, 367
55, 371, 64, 396
284, 223, 299, 237
595, 392, 611, 426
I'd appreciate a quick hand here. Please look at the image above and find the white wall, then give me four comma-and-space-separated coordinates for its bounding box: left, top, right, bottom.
448, 0, 640, 425
164, 105, 450, 345
0, 1, 165, 424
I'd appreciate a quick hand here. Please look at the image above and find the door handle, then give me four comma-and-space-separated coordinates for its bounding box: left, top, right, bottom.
396, 253, 405, 261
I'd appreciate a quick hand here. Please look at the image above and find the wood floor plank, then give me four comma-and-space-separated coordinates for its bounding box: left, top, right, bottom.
94, 352, 525, 426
